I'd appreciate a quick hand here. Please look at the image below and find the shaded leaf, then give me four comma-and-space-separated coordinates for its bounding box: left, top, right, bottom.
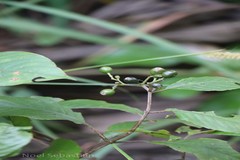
37, 139, 81, 160
9, 117, 32, 127
60, 99, 143, 115
152, 138, 240, 160
167, 108, 240, 133
0, 51, 71, 86
0, 96, 85, 124
165, 77, 240, 91
0, 123, 32, 158
199, 90, 240, 116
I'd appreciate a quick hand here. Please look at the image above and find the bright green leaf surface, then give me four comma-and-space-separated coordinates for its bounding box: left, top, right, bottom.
159, 89, 199, 100
60, 99, 143, 115
165, 77, 240, 91
0, 51, 70, 86
107, 121, 137, 133
0, 123, 32, 158
167, 108, 240, 133
10, 116, 32, 127
37, 139, 81, 160
152, 138, 240, 160
0, 96, 85, 124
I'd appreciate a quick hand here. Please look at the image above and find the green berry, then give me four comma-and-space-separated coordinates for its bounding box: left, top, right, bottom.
150, 67, 165, 76
99, 66, 112, 74
123, 77, 140, 84
162, 70, 177, 78
100, 89, 115, 96
151, 83, 162, 88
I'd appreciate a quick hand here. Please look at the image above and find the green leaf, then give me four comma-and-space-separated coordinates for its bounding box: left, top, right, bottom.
107, 121, 137, 133
0, 96, 85, 124
37, 139, 81, 160
0, 123, 32, 158
165, 77, 240, 91
10, 116, 32, 127
0, 51, 70, 86
175, 126, 203, 136
199, 90, 240, 116
158, 89, 199, 100
152, 138, 240, 160
167, 108, 240, 133
60, 99, 143, 115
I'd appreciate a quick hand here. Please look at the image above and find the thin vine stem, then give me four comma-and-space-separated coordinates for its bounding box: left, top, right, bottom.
85, 123, 110, 143
81, 88, 153, 157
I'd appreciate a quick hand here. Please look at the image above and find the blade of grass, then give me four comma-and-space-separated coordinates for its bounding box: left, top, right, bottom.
111, 143, 134, 160
27, 82, 114, 86
0, 1, 185, 50
63, 51, 214, 72
0, 0, 44, 16
0, 18, 125, 46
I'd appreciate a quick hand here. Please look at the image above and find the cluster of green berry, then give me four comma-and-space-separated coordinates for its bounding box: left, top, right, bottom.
99, 66, 177, 96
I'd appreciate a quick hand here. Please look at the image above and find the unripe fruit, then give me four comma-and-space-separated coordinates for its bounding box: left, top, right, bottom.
162, 70, 177, 78
99, 66, 112, 74
100, 89, 115, 96
123, 77, 140, 84
151, 83, 162, 88
150, 67, 165, 76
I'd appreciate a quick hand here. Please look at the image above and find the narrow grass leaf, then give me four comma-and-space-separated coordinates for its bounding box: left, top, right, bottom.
111, 144, 133, 160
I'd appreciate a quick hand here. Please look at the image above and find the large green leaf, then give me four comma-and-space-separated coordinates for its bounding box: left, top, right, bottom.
165, 77, 240, 91
0, 96, 85, 124
0, 51, 70, 86
37, 139, 81, 160
167, 108, 240, 133
199, 90, 240, 116
152, 138, 240, 160
0, 123, 32, 158
60, 99, 143, 115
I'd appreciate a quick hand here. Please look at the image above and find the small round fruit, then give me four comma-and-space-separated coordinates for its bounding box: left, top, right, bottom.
124, 77, 140, 84
99, 66, 112, 74
100, 89, 115, 96
151, 83, 162, 88
162, 70, 177, 78
150, 67, 165, 76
